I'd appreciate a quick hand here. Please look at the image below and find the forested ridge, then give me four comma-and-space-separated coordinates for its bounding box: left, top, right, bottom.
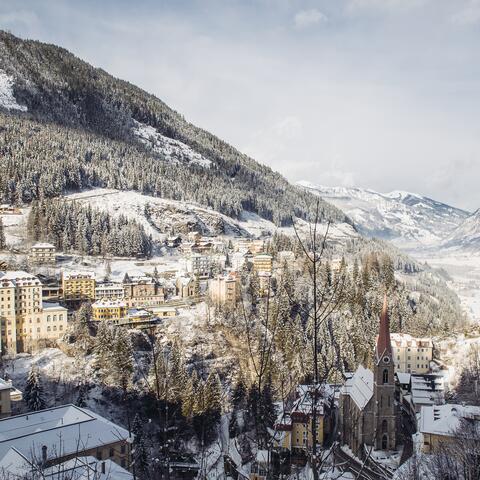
0, 31, 349, 227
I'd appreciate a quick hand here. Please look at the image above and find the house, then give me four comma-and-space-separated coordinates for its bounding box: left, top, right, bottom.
61, 271, 96, 305
390, 333, 433, 374
148, 305, 178, 317
250, 450, 269, 480
92, 299, 128, 321
0, 453, 133, 479
419, 404, 480, 453
95, 282, 125, 301
0, 404, 132, 472
0, 378, 22, 418
29, 242, 56, 265
166, 235, 182, 248
339, 295, 398, 455
0, 271, 67, 354
123, 274, 165, 307
176, 276, 196, 299
209, 272, 240, 307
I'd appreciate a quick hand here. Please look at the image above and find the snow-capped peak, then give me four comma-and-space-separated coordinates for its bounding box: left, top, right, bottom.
298, 181, 470, 250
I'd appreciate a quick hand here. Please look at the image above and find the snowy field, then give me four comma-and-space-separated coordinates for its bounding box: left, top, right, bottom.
415, 251, 480, 324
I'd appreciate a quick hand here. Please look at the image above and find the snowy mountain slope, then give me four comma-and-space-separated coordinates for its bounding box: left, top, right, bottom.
442, 209, 480, 250
0, 69, 27, 111
66, 188, 358, 242
298, 181, 469, 249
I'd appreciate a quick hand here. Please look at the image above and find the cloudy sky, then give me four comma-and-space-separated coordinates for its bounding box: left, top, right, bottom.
1, 0, 480, 210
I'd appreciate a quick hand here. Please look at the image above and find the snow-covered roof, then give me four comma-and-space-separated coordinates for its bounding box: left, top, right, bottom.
419, 404, 480, 436
0, 404, 131, 464
0, 451, 133, 480
390, 333, 433, 349
42, 302, 67, 312
410, 374, 445, 407
31, 242, 55, 249
62, 271, 95, 280
0, 271, 41, 288
341, 365, 374, 411
396, 372, 411, 385
92, 299, 127, 308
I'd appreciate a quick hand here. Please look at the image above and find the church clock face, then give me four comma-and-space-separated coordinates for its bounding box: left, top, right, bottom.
383, 356, 390, 363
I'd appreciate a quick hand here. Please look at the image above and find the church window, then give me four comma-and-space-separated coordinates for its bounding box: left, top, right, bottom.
382, 369, 389, 384
382, 434, 388, 450
382, 420, 388, 433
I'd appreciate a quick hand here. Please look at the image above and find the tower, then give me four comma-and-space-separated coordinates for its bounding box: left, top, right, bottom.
373, 294, 396, 450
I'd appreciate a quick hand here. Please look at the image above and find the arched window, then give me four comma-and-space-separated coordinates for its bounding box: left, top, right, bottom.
383, 369, 389, 384
382, 434, 388, 450
382, 419, 388, 433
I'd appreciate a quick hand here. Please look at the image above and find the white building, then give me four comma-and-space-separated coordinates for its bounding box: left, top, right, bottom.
29, 242, 56, 265
185, 254, 211, 279
95, 283, 125, 300
0, 404, 132, 472
390, 333, 433, 374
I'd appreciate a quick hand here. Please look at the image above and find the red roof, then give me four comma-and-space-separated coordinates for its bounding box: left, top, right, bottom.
376, 294, 392, 361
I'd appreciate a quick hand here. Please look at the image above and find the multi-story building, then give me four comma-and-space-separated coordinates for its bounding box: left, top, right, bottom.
92, 300, 128, 321
274, 384, 333, 454
0, 271, 68, 354
29, 242, 56, 265
209, 272, 239, 307
186, 254, 211, 279
95, 283, 125, 301
253, 253, 273, 274
123, 274, 165, 307
390, 333, 433, 374
0, 404, 132, 472
62, 271, 96, 305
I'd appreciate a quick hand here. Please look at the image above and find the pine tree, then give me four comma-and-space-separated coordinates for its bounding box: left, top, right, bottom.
0, 217, 5, 250
111, 328, 134, 390
93, 322, 114, 379
132, 414, 149, 479
24, 366, 46, 411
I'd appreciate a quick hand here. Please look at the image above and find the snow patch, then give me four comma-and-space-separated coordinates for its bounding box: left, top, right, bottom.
0, 70, 27, 112
132, 120, 212, 168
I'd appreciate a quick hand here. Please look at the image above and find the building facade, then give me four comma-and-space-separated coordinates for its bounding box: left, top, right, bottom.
209, 273, 239, 307
253, 253, 273, 274
92, 300, 128, 321
0, 271, 68, 354
62, 271, 96, 305
29, 242, 56, 265
123, 274, 165, 307
390, 333, 433, 374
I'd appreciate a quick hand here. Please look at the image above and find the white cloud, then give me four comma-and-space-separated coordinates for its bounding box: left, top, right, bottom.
347, 0, 427, 12
294, 9, 327, 29
451, 1, 480, 25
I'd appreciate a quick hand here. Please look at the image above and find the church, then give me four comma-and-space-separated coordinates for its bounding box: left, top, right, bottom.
339, 295, 398, 455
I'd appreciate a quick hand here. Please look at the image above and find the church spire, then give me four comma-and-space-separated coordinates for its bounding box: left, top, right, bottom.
376, 294, 392, 361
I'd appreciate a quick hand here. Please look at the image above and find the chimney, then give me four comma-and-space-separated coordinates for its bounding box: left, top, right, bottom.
42, 445, 47, 464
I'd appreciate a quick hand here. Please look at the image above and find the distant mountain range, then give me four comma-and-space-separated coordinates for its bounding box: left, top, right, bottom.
298, 181, 475, 250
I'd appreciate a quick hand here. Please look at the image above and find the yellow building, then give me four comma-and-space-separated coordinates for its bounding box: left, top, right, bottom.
208, 272, 239, 307
390, 333, 433, 374
253, 253, 273, 275
419, 404, 480, 453
92, 300, 128, 321
273, 384, 332, 453
0, 271, 68, 353
62, 271, 96, 304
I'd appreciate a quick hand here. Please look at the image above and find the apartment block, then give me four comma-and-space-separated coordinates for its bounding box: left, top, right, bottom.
29, 242, 56, 265
95, 283, 125, 301
62, 271, 96, 305
92, 300, 128, 321
253, 253, 273, 274
123, 274, 165, 307
209, 272, 239, 307
391, 333, 433, 374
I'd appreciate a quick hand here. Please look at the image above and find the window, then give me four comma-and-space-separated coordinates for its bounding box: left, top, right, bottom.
120, 445, 126, 454
109, 448, 114, 457
382, 369, 389, 384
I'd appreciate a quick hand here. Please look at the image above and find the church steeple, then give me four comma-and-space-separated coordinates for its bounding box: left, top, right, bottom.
373, 292, 396, 451
376, 294, 392, 363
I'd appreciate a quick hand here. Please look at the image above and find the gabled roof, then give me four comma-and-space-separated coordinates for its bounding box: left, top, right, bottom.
420, 404, 480, 436
341, 365, 374, 411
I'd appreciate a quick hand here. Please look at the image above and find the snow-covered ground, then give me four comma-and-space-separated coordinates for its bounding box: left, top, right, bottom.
132, 120, 212, 168
0, 209, 29, 247
0, 70, 27, 111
